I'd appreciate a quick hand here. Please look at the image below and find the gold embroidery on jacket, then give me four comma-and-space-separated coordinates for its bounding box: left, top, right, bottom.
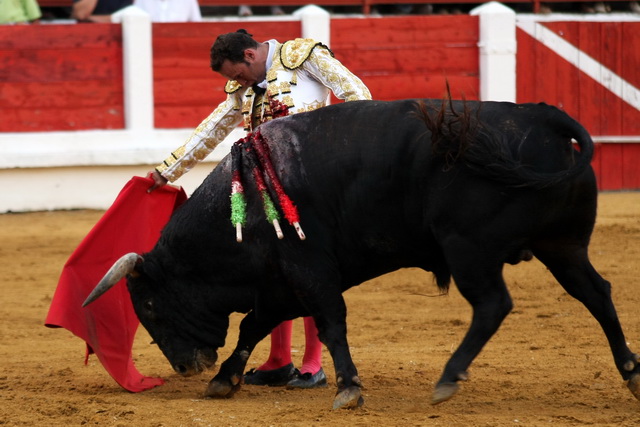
276, 81, 291, 94
299, 100, 326, 113
266, 67, 278, 83
280, 39, 333, 70
225, 80, 242, 94
281, 95, 295, 108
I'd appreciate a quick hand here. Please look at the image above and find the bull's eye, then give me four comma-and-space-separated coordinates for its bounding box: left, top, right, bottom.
144, 300, 153, 312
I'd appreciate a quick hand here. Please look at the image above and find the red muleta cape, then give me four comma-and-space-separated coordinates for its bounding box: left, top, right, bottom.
45, 176, 187, 392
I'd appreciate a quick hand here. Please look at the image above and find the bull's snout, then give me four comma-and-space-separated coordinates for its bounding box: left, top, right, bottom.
174, 363, 193, 376
173, 348, 218, 377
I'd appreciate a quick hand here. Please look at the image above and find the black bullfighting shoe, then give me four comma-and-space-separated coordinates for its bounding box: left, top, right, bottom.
243, 363, 296, 386
286, 368, 328, 389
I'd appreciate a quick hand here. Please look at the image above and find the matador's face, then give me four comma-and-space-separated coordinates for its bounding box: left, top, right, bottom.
218, 46, 267, 88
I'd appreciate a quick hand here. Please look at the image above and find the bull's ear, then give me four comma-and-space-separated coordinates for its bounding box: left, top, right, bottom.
128, 256, 144, 279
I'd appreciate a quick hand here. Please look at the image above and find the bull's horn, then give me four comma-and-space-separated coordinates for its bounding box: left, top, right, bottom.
82, 253, 142, 307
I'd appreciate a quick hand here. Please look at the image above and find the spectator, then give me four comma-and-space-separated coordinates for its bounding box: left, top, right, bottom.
134, 0, 202, 22
239, 5, 285, 16
72, 0, 132, 23
0, 0, 42, 24
148, 29, 371, 389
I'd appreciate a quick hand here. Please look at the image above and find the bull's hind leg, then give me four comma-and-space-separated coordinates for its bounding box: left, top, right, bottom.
534, 244, 640, 401
432, 257, 514, 404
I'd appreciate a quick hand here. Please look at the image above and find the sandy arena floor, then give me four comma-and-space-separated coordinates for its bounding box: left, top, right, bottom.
1, 192, 639, 426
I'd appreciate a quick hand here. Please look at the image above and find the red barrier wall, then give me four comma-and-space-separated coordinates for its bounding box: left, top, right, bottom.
330, 15, 479, 101
1, 16, 477, 132
591, 143, 640, 191
152, 21, 301, 129
517, 21, 640, 135
152, 16, 479, 128
0, 24, 125, 132
516, 20, 640, 190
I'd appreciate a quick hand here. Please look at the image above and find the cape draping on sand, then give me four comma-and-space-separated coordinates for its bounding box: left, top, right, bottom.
45, 176, 187, 392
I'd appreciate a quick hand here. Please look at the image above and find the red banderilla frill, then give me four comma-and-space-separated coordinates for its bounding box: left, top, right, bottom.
229, 131, 305, 241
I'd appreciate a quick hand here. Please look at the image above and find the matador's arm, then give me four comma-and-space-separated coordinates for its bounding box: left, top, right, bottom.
301, 46, 371, 102
155, 94, 244, 183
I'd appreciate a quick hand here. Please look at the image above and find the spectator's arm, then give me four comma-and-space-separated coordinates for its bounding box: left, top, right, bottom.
72, 0, 99, 21
25, 0, 43, 22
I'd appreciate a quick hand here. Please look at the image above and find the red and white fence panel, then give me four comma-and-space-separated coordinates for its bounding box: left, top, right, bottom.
516, 15, 640, 190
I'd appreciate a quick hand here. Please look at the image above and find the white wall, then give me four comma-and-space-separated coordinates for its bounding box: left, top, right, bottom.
1, 129, 238, 212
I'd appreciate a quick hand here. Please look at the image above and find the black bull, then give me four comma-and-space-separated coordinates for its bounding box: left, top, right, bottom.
85, 99, 640, 409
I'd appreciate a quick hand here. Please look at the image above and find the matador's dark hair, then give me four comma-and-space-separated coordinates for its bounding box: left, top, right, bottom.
210, 29, 260, 72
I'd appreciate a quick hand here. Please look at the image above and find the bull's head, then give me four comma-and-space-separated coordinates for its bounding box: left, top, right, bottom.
83, 253, 227, 377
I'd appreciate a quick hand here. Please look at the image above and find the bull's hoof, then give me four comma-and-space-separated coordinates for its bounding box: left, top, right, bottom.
627, 373, 640, 401
332, 386, 364, 410
431, 382, 459, 405
205, 377, 240, 399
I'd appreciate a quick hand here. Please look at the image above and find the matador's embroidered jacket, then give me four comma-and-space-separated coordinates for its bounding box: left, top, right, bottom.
155, 38, 372, 182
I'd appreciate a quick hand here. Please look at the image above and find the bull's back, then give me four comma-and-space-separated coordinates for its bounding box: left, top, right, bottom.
235, 99, 596, 285
260, 100, 444, 280
264, 99, 433, 197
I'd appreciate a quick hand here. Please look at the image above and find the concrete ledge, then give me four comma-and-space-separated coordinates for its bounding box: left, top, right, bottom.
0, 128, 242, 169
1, 163, 216, 213
0, 128, 243, 212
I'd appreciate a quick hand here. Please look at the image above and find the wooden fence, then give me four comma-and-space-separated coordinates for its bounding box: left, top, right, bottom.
0, 16, 478, 131
516, 17, 640, 190
0, 8, 638, 213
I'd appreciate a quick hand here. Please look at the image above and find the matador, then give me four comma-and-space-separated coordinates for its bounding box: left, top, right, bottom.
149, 31, 371, 390
155, 37, 371, 183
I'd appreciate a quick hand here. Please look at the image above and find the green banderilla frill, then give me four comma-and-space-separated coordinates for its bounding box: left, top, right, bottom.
230, 192, 247, 226
261, 190, 280, 223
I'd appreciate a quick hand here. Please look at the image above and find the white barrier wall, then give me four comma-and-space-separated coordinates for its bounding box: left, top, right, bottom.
471, 2, 517, 102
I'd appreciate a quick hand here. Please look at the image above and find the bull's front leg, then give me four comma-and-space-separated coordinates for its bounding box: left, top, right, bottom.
205, 312, 277, 399
280, 246, 364, 409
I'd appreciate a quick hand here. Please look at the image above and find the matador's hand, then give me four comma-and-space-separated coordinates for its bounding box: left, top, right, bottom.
147, 171, 168, 193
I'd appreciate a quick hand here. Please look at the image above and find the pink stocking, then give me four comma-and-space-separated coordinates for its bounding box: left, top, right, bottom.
300, 317, 323, 375
257, 320, 293, 371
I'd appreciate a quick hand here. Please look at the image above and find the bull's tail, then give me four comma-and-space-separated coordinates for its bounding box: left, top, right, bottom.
420, 99, 595, 190
556, 106, 595, 164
